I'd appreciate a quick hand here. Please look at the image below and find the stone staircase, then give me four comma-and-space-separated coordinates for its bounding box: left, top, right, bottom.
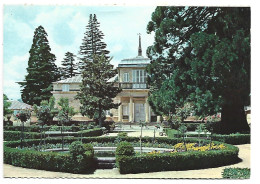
95, 157, 116, 169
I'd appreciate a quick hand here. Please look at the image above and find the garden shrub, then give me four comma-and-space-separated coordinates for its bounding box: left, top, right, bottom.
69, 141, 88, 157
116, 141, 135, 156
222, 168, 250, 179
77, 128, 103, 137
116, 141, 239, 174
4, 136, 240, 174
117, 132, 128, 137
166, 129, 250, 145
4, 128, 102, 141
4, 131, 41, 141
3, 146, 94, 174
4, 125, 83, 132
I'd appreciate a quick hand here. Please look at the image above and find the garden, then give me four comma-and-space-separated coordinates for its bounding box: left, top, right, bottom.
4, 128, 243, 174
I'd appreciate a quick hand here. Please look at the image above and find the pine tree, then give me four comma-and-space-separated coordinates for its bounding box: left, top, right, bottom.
146, 7, 250, 133
18, 26, 60, 105
61, 52, 79, 79
78, 14, 109, 69
75, 54, 121, 127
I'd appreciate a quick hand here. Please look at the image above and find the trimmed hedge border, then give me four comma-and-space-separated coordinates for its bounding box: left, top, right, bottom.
4, 131, 41, 141
4, 128, 103, 141
4, 145, 94, 174
165, 129, 250, 145
116, 140, 240, 174
4, 136, 239, 174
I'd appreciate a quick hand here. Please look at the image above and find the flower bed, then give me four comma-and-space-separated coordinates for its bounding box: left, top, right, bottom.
116, 140, 239, 174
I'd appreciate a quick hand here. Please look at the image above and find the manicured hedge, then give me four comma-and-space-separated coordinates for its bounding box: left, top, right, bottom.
4, 145, 94, 174
3, 125, 82, 132
116, 141, 240, 174
4, 128, 103, 141
222, 168, 250, 179
4, 136, 239, 174
77, 128, 103, 137
166, 129, 250, 145
4, 131, 41, 141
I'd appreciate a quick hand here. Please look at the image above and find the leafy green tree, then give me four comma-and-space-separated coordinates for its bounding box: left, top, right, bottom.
61, 52, 79, 79
3, 94, 12, 116
75, 54, 121, 127
35, 96, 58, 125
78, 14, 110, 69
57, 97, 77, 150
18, 26, 60, 105
146, 7, 250, 133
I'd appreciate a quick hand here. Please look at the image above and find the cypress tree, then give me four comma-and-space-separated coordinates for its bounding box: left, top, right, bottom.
18, 26, 60, 105
61, 52, 79, 79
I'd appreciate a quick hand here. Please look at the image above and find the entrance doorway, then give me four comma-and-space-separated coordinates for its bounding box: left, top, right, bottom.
134, 103, 145, 122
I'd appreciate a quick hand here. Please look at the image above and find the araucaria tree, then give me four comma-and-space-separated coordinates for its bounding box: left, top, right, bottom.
19, 26, 60, 105
146, 7, 250, 133
76, 54, 121, 127
76, 14, 120, 127
78, 14, 110, 69
61, 52, 79, 79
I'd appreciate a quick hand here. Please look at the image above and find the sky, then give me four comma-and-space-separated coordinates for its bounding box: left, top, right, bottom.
3, 5, 156, 100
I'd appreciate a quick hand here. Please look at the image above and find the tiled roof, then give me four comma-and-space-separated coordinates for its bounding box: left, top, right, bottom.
8, 100, 32, 110
118, 56, 150, 67
53, 74, 118, 84
53, 75, 82, 84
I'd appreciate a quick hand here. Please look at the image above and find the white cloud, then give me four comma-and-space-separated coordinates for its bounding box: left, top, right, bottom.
3, 53, 29, 100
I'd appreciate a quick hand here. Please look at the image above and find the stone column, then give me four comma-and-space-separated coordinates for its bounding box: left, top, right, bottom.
157, 116, 161, 123
118, 97, 122, 122
145, 97, 150, 123
129, 97, 133, 122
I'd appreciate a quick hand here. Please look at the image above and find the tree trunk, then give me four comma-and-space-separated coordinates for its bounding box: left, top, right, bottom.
220, 103, 250, 134
98, 108, 102, 128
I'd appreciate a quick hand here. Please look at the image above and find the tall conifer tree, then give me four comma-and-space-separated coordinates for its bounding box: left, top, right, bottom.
78, 14, 109, 69
61, 52, 79, 79
76, 14, 120, 127
75, 54, 121, 127
19, 26, 60, 105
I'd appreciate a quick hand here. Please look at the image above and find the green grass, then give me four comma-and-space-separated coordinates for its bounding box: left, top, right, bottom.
222, 168, 250, 179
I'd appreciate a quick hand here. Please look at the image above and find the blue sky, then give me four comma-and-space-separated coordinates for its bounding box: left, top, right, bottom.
3, 5, 156, 100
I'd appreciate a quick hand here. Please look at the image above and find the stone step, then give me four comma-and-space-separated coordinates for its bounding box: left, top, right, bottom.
95, 157, 116, 169
96, 157, 116, 163
97, 162, 116, 169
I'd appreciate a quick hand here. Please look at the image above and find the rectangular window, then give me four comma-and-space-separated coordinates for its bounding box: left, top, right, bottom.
105, 110, 110, 116
132, 70, 147, 88
122, 105, 129, 115
123, 73, 129, 82
62, 84, 70, 92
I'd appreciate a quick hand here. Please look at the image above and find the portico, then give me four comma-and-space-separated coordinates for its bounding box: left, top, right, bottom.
117, 90, 151, 123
